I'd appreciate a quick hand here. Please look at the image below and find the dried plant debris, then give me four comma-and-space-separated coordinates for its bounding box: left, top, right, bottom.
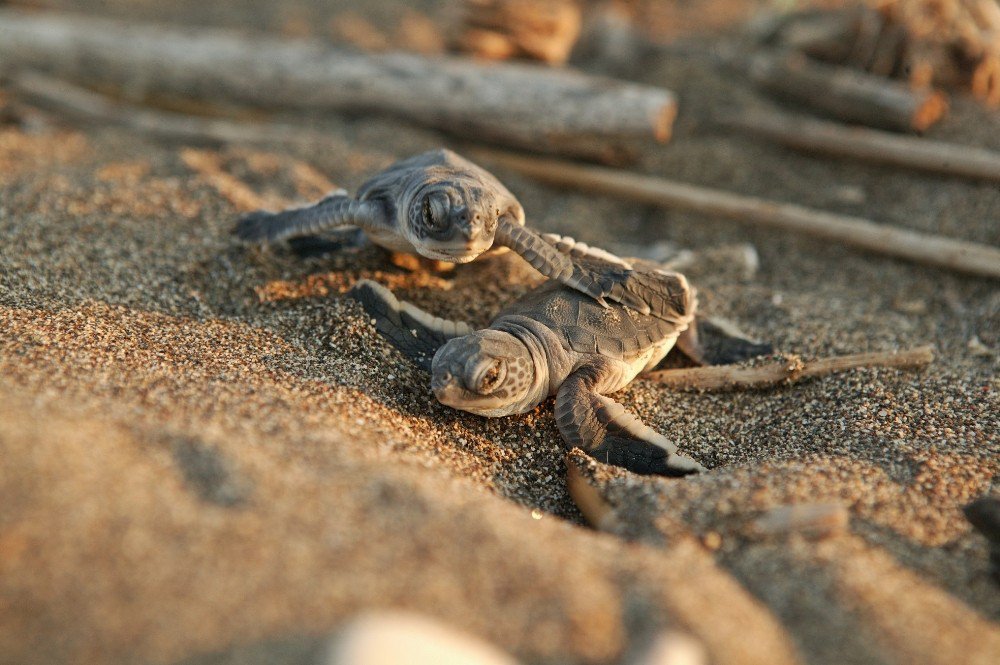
763, 0, 1000, 105
450, 0, 582, 64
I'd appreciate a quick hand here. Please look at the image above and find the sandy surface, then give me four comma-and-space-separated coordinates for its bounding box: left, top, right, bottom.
1, 1, 998, 664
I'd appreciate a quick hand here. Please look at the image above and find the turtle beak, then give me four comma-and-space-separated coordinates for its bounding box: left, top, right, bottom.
453, 206, 481, 241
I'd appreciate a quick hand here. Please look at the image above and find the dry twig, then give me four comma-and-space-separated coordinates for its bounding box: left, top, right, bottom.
647, 346, 935, 391
479, 150, 1000, 280
717, 107, 1000, 184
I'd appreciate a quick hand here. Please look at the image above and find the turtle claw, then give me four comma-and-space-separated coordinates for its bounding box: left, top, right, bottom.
662, 453, 707, 476
616, 289, 652, 316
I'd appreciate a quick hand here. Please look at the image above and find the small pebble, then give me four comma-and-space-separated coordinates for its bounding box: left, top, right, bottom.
632, 631, 707, 665
702, 531, 722, 551
749, 503, 848, 540
834, 185, 866, 204
967, 336, 994, 357
325, 611, 519, 665
892, 298, 928, 315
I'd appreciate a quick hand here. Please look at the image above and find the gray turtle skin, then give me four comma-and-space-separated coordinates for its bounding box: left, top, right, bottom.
235, 149, 650, 313
349, 264, 710, 477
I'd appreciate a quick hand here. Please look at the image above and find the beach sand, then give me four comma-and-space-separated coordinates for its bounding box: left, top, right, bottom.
0, 1, 998, 663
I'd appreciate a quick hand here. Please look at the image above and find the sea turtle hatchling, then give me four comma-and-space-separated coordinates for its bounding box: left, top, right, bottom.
348, 261, 768, 476
235, 149, 650, 313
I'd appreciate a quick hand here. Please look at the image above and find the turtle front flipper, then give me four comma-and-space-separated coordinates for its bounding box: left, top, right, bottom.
495, 217, 652, 315
554, 365, 705, 476
539, 233, 634, 270
234, 190, 390, 245
675, 316, 774, 366
348, 279, 474, 372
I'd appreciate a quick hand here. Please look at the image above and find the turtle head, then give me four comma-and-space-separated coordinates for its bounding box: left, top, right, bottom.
431, 330, 536, 417
405, 178, 519, 263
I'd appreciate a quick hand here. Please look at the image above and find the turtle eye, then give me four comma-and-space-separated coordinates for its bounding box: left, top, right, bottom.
474, 359, 507, 395
421, 192, 449, 231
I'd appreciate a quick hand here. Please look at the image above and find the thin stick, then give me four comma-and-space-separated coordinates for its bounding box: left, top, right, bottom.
478, 150, 1000, 280
717, 108, 1000, 184
646, 346, 935, 391
13, 71, 324, 146
564, 454, 619, 532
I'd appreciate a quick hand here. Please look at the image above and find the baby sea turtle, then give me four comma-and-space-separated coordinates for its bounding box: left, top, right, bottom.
235, 149, 648, 312
349, 262, 753, 476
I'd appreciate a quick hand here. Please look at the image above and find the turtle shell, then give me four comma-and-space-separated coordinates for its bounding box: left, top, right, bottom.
497, 268, 694, 361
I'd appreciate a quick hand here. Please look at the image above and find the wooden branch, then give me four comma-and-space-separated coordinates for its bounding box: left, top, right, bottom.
748, 52, 947, 132
646, 346, 935, 391
0, 8, 675, 163
13, 71, 325, 146
717, 107, 1000, 184
478, 150, 1000, 280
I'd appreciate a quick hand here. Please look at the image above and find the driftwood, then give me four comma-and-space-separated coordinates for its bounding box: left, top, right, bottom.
717, 108, 1000, 184
764, 0, 1000, 106
451, 0, 582, 64
13, 71, 325, 147
748, 51, 947, 132
479, 150, 1000, 280
0, 8, 675, 163
647, 347, 935, 391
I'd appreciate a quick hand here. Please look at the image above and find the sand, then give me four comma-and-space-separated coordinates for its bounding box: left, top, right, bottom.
1, 1, 998, 664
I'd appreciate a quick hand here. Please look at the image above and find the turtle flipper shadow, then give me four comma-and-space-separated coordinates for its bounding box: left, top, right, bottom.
676, 315, 773, 366
347, 280, 474, 372
286, 228, 369, 258
233, 191, 388, 245
495, 217, 654, 315
554, 367, 705, 477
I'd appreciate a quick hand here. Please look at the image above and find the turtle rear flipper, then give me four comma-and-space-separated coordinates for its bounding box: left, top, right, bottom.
348, 280, 473, 372
496, 217, 653, 315
676, 315, 773, 366
234, 190, 388, 245
555, 367, 705, 477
